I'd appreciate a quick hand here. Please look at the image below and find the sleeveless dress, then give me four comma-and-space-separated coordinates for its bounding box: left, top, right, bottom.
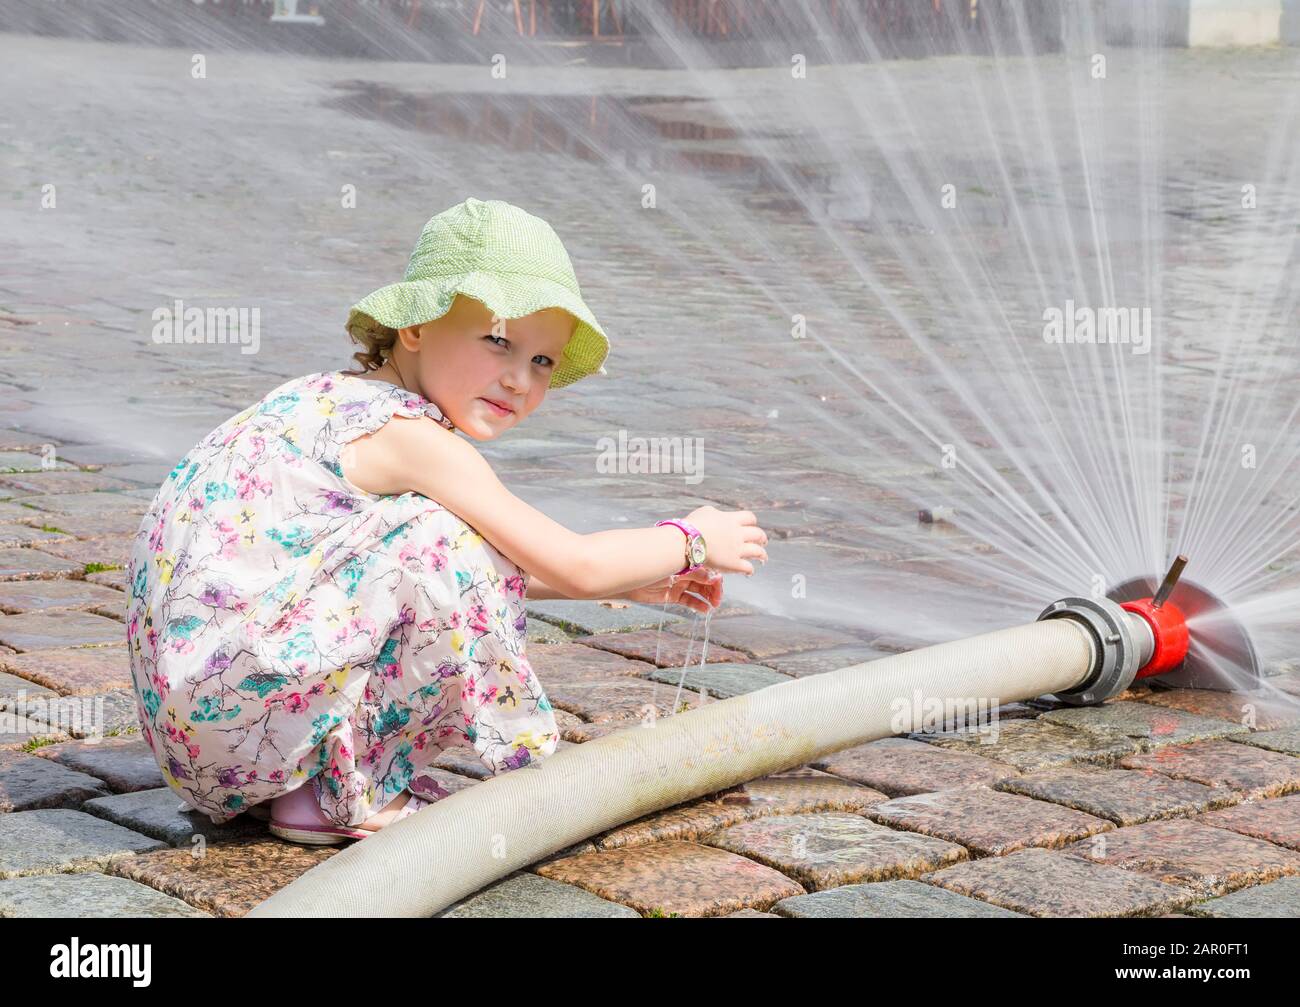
124, 369, 560, 827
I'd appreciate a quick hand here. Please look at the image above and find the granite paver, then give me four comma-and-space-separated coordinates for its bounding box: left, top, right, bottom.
1062, 818, 1300, 898
436, 871, 640, 917
1193, 794, 1300, 852
534, 840, 805, 917
0, 871, 212, 917
107, 838, 338, 917
1119, 740, 1300, 799
995, 765, 1239, 826
772, 878, 1026, 917
0, 750, 112, 811
813, 736, 1021, 795
1041, 700, 1250, 749
0, 808, 167, 878
1185, 877, 1300, 918
705, 811, 968, 890
32, 735, 162, 792
914, 717, 1139, 772
923, 847, 1198, 917
866, 786, 1114, 856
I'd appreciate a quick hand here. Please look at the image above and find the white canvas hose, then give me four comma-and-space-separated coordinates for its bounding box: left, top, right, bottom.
247, 615, 1103, 917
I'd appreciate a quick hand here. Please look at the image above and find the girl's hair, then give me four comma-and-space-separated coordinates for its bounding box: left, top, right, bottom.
346, 327, 397, 373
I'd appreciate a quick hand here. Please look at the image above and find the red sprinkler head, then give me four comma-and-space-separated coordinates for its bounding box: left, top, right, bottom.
1109, 555, 1260, 692
1120, 554, 1191, 679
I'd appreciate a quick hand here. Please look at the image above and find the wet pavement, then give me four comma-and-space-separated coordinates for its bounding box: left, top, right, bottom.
0, 33, 1298, 916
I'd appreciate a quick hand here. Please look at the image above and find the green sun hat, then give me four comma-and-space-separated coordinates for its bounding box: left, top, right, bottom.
346, 197, 610, 389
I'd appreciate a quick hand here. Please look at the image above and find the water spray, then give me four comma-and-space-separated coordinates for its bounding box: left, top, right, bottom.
246, 555, 1261, 917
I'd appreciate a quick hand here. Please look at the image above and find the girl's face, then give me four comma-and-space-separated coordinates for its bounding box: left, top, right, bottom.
399, 294, 576, 441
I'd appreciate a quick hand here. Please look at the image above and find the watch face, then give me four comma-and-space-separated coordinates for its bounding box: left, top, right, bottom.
688, 537, 707, 565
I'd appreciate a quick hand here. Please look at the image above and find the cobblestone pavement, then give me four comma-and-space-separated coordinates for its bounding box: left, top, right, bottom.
0, 33, 1297, 916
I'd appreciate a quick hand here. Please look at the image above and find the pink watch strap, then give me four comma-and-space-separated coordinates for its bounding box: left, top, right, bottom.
656, 519, 702, 575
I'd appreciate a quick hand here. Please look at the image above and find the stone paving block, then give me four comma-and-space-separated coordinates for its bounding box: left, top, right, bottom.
759, 644, 897, 678
0, 871, 212, 918
666, 613, 864, 659
1042, 701, 1250, 749
572, 629, 750, 668
0, 610, 126, 649
82, 787, 268, 847
594, 798, 759, 850
813, 737, 1021, 796
0, 451, 66, 473
23, 512, 146, 538
526, 598, 687, 635
706, 811, 968, 890
437, 870, 640, 918
924, 847, 1196, 917
712, 767, 889, 817
534, 840, 805, 917
5, 688, 139, 739
1270, 673, 1300, 699
84, 569, 129, 591
1185, 877, 1300, 918
772, 878, 1027, 917
1119, 739, 1300, 799
0, 710, 69, 749
0, 808, 167, 878
0, 524, 67, 548
12, 492, 148, 517
0, 576, 126, 614
0, 548, 83, 579
542, 676, 704, 723
644, 662, 792, 698
1062, 818, 1300, 898
33, 735, 162, 792
866, 786, 1113, 856
1193, 794, 1300, 852
108, 837, 338, 917
592, 770, 885, 850
526, 619, 571, 644
0, 643, 132, 694
0, 670, 56, 706
1132, 688, 1300, 732
32, 535, 132, 572
0, 471, 141, 495
1231, 724, 1300, 756
0, 750, 111, 810
995, 766, 1239, 826
721, 908, 781, 917
526, 641, 657, 682
915, 718, 1139, 772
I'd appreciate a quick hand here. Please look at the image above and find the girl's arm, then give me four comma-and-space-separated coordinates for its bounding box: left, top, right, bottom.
377, 416, 696, 600
523, 572, 571, 600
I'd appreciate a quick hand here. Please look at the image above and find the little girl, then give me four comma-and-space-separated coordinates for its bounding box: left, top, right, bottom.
126, 197, 768, 845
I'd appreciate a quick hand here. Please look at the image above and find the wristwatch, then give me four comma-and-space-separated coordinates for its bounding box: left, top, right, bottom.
655, 518, 707, 575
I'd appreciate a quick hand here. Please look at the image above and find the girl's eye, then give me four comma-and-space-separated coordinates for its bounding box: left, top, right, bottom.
484, 335, 554, 368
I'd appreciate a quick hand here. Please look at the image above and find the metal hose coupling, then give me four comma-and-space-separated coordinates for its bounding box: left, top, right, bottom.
1035, 595, 1143, 706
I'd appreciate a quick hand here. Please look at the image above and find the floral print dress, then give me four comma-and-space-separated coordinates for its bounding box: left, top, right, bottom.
125, 370, 559, 827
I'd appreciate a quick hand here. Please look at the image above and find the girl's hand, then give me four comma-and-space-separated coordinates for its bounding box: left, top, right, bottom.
621, 566, 724, 615
685, 505, 768, 576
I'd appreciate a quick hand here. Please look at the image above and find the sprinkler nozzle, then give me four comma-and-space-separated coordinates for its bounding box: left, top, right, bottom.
1152, 554, 1188, 608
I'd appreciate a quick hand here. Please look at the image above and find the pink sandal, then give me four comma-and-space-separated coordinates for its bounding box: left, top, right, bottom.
268, 782, 431, 846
